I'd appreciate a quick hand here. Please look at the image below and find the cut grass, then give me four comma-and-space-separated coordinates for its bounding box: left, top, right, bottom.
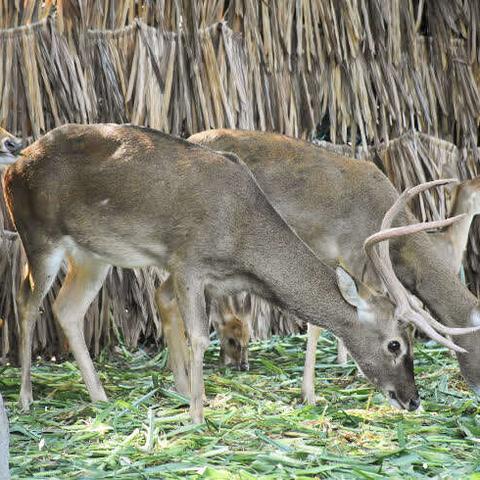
2, 333, 479, 479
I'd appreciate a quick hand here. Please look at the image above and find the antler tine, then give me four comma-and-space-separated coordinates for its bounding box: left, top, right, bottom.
363, 179, 479, 352
380, 179, 459, 231
406, 310, 468, 353
364, 214, 466, 250
409, 297, 480, 336
370, 179, 460, 285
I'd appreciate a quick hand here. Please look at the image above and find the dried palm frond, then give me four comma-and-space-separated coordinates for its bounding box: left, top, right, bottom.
0, 1, 479, 358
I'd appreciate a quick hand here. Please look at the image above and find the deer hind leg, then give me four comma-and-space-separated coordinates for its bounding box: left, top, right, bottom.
155, 276, 190, 397
302, 323, 322, 405
17, 246, 64, 411
173, 270, 210, 424
52, 253, 109, 403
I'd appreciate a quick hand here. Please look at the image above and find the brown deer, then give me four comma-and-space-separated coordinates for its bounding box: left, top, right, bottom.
304, 174, 480, 401
2, 124, 475, 423
188, 129, 480, 405
211, 295, 251, 371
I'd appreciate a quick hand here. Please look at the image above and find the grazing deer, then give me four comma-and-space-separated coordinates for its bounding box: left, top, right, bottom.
0, 394, 9, 480
211, 295, 251, 371
188, 129, 480, 404
3, 124, 471, 423
3, 124, 478, 422
305, 174, 480, 399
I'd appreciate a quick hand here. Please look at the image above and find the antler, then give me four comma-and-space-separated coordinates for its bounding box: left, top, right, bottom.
364, 179, 480, 353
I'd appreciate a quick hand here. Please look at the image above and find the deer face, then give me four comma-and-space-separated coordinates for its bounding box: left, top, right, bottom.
217, 313, 250, 371
336, 267, 420, 411
0, 127, 23, 164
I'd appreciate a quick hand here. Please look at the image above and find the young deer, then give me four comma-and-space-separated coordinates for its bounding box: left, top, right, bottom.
189, 129, 480, 404
2, 124, 476, 422
211, 295, 251, 371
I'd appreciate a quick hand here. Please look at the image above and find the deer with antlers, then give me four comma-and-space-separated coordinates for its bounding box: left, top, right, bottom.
334, 174, 480, 363
188, 129, 480, 405
4, 124, 476, 423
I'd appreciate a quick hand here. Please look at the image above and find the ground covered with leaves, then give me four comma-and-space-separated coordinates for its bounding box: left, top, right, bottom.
2, 333, 480, 479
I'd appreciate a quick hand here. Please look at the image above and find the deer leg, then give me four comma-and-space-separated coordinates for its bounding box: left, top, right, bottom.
336, 338, 348, 365
302, 323, 322, 405
155, 277, 191, 397
173, 272, 210, 424
18, 248, 63, 411
52, 255, 109, 402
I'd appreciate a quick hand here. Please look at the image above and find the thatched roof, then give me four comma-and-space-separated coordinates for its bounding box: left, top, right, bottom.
0, 0, 479, 360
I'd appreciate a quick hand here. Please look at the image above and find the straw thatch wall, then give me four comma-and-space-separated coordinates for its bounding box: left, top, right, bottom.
0, 0, 479, 360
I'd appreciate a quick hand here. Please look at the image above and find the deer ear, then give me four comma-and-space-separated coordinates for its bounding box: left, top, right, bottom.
336, 266, 366, 310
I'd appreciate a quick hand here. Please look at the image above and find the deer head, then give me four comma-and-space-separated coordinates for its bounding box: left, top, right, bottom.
0, 127, 23, 165
210, 298, 250, 371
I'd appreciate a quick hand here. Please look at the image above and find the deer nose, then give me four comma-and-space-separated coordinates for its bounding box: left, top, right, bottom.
239, 362, 249, 371
408, 396, 421, 411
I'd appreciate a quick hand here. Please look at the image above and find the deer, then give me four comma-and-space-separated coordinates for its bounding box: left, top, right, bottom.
3, 124, 475, 423
211, 295, 251, 371
188, 129, 480, 405
315, 175, 480, 375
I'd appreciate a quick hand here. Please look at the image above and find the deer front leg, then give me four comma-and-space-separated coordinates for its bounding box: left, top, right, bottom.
52, 256, 109, 402
336, 338, 348, 365
302, 323, 322, 405
155, 277, 191, 397
173, 272, 210, 424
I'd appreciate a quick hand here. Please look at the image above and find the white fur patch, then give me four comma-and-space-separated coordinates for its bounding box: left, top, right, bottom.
470, 309, 480, 327
388, 397, 403, 410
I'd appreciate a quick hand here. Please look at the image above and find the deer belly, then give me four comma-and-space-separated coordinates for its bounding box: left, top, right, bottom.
61, 235, 168, 269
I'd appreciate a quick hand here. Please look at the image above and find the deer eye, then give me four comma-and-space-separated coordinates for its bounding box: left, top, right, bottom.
388, 340, 401, 353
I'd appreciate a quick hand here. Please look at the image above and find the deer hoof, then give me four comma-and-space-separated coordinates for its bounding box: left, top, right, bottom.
302, 390, 317, 406
19, 390, 33, 412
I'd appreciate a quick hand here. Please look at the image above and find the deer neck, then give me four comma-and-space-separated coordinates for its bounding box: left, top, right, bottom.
236, 218, 357, 337
393, 219, 479, 330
